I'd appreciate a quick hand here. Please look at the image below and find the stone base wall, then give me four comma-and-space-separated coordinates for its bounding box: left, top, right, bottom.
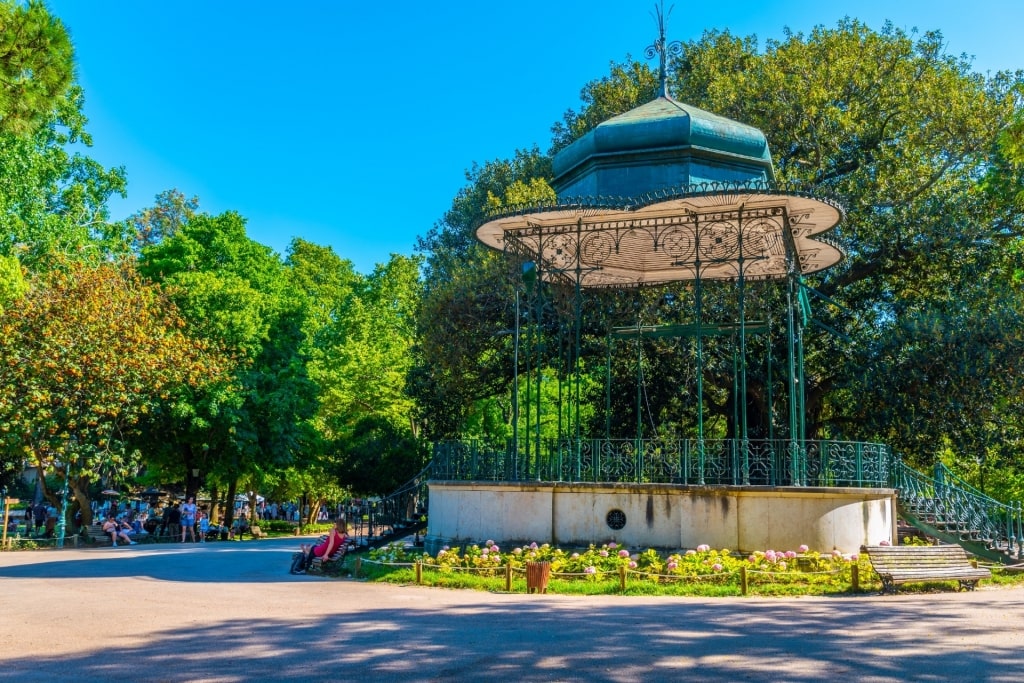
425, 481, 895, 555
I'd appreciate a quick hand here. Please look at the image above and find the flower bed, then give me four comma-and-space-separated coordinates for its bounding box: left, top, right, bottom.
362, 540, 875, 596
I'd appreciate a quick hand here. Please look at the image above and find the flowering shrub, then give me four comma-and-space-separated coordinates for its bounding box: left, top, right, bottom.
365, 538, 866, 595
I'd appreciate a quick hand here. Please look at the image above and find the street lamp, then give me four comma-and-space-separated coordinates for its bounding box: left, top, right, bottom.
56, 460, 70, 548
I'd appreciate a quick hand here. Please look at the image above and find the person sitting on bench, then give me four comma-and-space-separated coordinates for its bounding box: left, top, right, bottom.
102, 516, 136, 546
291, 519, 348, 574
229, 514, 251, 540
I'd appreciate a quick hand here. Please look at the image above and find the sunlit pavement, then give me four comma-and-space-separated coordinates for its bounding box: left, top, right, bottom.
1, 540, 1022, 682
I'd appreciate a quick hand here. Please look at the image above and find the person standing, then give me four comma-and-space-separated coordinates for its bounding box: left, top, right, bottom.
44, 502, 57, 538
180, 496, 197, 543
32, 501, 46, 536
197, 509, 209, 543
162, 503, 181, 539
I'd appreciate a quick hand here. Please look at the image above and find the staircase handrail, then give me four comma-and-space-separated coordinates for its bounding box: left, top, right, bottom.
894, 459, 1022, 560
933, 462, 991, 501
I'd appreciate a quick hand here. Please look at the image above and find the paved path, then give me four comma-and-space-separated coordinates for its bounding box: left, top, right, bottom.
1, 538, 1022, 682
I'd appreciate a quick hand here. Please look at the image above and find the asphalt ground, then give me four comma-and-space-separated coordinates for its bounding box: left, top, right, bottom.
1, 537, 1022, 682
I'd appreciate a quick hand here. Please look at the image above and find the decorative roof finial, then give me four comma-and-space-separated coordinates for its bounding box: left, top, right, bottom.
645, 2, 682, 99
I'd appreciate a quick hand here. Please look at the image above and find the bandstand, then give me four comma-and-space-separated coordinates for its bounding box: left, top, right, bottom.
425, 10, 896, 555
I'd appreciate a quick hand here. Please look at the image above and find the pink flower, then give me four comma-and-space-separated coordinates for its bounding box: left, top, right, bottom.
570, 552, 580, 559
785, 550, 797, 559
850, 553, 859, 562
711, 563, 723, 572
618, 549, 630, 558
485, 539, 494, 547
599, 550, 609, 557
748, 555, 756, 563
437, 549, 446, 557
481, 547, 489, 555
530, 542, 539, 550
798, 544, 809, 553
778, 561, 787, 570
696, 544, 711, 552
608, 542, 618, 549
491, 545, 500, 553
585, 566, 597, 574
667, 561, 678, 570
685, 549, 696, 556
629, 561, 637, 568
879, 540, 891, 546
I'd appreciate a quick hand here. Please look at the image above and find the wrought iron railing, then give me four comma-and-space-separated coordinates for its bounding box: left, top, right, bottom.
346, 464, 429, 546
894, 460, 1023, 558
430, 438, 894, 488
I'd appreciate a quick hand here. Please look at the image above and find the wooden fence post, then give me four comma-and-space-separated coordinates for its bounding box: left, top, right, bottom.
505, 563, 512, 592
619, 565, 626, 592
354, 557, 362, 578
415, 561, 422, 584
740, 566, 748, 596
851, 563, 859, 591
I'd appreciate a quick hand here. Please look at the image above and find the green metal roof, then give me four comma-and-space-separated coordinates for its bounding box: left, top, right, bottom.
552, 96, 775, 199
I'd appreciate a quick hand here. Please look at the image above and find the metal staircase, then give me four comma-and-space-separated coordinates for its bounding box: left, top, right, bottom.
894, 461, 1023, 564
346, 464, 429, 550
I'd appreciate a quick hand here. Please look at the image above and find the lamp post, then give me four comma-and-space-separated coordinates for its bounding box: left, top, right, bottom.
56, 461, 70, 549
512, 287, 520, 476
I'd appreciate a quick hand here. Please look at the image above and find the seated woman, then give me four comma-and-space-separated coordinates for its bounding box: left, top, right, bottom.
102, 515, 136, 546
228, 514, 250, 540
292, 519, 348, 574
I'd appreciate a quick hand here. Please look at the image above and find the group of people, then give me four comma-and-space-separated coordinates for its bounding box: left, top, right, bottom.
101, 515, 138, 546
152, 497, 216, 542
22, 501, 58, 537
96, 495, 354, 570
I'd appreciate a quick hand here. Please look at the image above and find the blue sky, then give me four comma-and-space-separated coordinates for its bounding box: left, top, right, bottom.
48, 1, 1023, 274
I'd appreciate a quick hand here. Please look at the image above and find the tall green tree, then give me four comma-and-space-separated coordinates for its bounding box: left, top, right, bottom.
0, 0, 75, 137
127, 188, 199, 250
0, 86, 128, 268
137, 211, 312, 507
0, 258, 226, 522
413, 149, 553, 439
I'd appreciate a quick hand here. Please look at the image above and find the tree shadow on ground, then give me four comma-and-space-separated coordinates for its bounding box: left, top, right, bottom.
2, 592, 1022, 682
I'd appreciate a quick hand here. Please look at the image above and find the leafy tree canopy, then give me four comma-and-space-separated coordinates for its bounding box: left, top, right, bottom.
0, 0, 74, 137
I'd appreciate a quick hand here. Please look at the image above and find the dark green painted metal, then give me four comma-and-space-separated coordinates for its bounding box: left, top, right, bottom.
610, 321, 768, 338
893, 461, 1023, 564
431, 437, 895, 488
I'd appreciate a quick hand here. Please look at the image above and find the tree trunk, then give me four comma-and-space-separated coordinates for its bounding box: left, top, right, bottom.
306, 498, 321, 525
224, 479, 238, 527
71, 476, 94, 526
208, 485, 220, 524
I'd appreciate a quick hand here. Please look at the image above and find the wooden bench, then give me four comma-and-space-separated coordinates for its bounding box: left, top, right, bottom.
861, 544, 991, 593
305, 535, 354, 574
308, 545, 349, 574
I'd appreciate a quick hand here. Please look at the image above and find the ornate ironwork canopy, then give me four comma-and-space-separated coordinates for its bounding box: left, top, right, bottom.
475, 183, 845, 288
